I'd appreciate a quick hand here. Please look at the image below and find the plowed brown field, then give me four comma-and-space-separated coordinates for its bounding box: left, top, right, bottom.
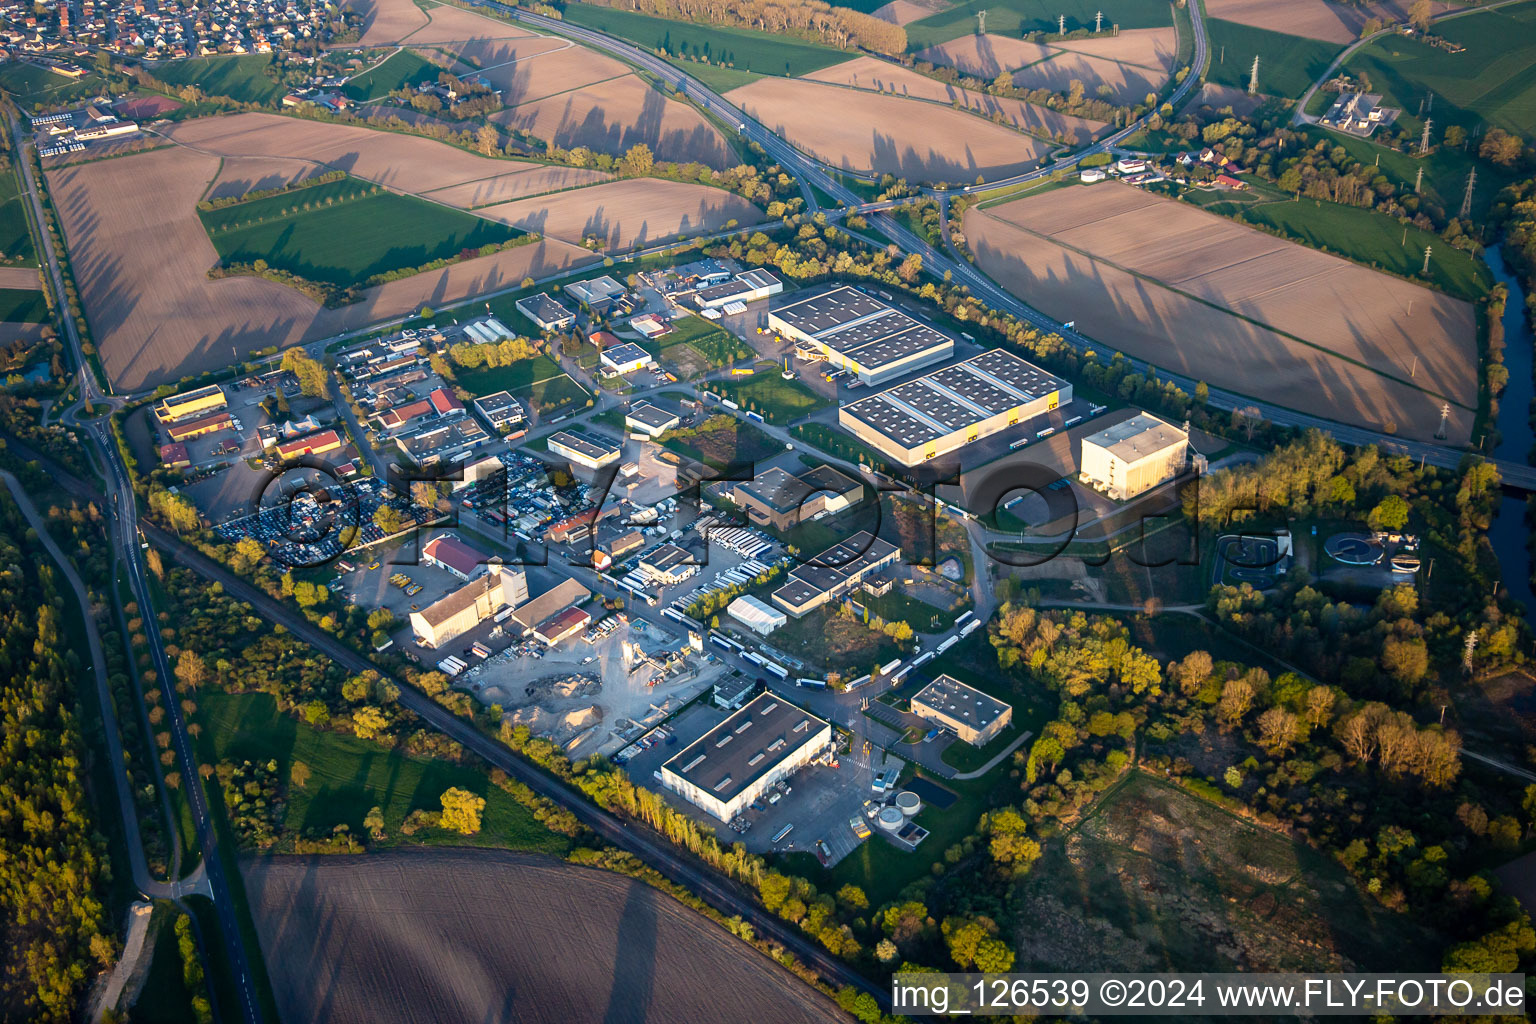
421, 165, 613, 207
872, 0, 951, 24
1011, 50, 1166, 105
806, 56, 1106, 144
464, 40, 630, 105
245, 851, 844, 1024
916, 33, 1058, 76
1049, 27, 1177, 70
1205, 0, 1465, 44
475, 178, 761, 249
725, 76, 1050, 180
966, 184, 1475, 443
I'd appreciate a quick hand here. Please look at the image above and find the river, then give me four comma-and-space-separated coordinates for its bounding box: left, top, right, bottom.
1485, 245, 1536, 619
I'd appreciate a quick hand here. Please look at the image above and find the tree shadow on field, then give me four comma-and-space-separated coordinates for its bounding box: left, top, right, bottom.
601, 880, 658, 1024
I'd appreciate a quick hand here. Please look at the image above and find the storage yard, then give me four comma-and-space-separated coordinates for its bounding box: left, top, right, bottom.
964, 183, 1476, 443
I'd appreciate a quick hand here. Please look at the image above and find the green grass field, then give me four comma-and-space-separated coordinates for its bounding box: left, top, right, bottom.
661, 414, 782, 467
705, 374, 829, 424
0, 62, 106, 109
1298, 126, 1514, 222
664, 59, 764, 94
904, 0, 1173, 50
1342, 2, 1536, 138
646, 314, 754, 376
0, 286, 47, 323
196, 691, 569, 853
1204, 19, 1344, 100
1232, 196, 1490, 302
0, 167, 36, 267
343, 50, 441, 102
147, 54, 290, 105
563, 4, 850, 75
199, 176, 524, 287
455, 354, 590, 415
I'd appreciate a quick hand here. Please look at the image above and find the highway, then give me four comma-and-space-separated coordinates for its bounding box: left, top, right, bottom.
10, 118, 266, 1024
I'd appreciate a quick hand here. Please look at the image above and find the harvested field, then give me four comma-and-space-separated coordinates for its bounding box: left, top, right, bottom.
420, 165, 613, 207
0, 267, 41, 289
494, 75, 733, 168
915, 33, 1057, 76
204, 155, 325, 201
1204, 0, 1455, 44
872, 0, 952, 23
965, 192, 1474, 443
807, 56, 1106, 143
1011, 50, 1167, 104
350, 0, 430, 44
245, 850, 843, 1024
725, 76, 1051, 180
460, 39, 629, 105
48, 145, 592, 391
1048, 26, 1177, 69
476, 178, 761, 249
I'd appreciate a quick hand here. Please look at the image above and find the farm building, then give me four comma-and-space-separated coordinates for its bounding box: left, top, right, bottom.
600, 342, 654, 375
548, 430, 622, 470
770, 531, 900, 618
768, 286, 954, 385
515, 292, 575, 332
410, 569, 530, 650
839, 348, 1071, 465
421, 534, 495, 582
624, 401, 681, 438
694, 268, 783, 309
472, 391, 527, 437
731, 465, 861, 531
1078, 413, 1188, 500
727, 594, 786, 636
165, 411, 234, 442
659, 692, 832, 822
155, 384, 227, 424
910, 675, 1012, 747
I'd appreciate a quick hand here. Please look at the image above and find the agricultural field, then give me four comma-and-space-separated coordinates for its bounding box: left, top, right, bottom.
472, 178, 762, 249
245, 850, 844, 1024
0, 167, 36, 267
964, 183, 1476, 443
725, 77, 1052, 181
903, 0, 1175, 49
342, 49, 442, 102
562, 3, 851, 76
493, 75, 734, 167
198, 176, 527, 288
418, 165, 614, 208
196, 691, 567, 853
0, 287, 48, 324
806, 56, 1107, 143
914, 34, 1057, 76
146, 54, 290, 105
1014, 772, 1440, 972
1205, 0, 1452, 44
873, 0, 953, 25
46, 140, 594, 390
1009, 49, 1169, 104
354, 0, 539, 47
458, 37, 628, 105
1341, 1, 1536, 138
1049, 25, 1177, 68
1203, 18, 1345, 99
703, 374, 830, 424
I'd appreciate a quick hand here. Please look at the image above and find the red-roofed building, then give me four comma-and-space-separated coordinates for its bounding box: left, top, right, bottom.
379, 398, 435, 431
1215, 174, 1248, 190
160, 443, 190, 468
276, 429, 343, 460
590, 330, 621, 349
429, 388, 465, 415
165, 411, 234, 442
534, 606, 592, 646
422, 534, 494, 581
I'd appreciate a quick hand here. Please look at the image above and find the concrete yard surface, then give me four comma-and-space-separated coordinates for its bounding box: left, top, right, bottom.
244, 849, 845, 1024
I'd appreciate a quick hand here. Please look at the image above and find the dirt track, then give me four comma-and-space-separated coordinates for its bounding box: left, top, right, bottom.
726, 76, 1051, 181
807, 57, 1106, 144
965, 185, 1475, 443
244, 850, 844, 1024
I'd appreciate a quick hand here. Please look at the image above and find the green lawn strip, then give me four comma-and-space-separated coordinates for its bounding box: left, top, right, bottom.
1203, 18, 1345, 100
198, 176, 524, 288
789, 421, 884, 468
562, 4, 850, 76
903, 0, 1175, 50
146, 54, 290, 105
128, 904, 201, 1024
343, 49, 441, 102
854, 588, 952, 634
0, 164, 38, 267
665, 59, 764, 93
0, 286, 49, 323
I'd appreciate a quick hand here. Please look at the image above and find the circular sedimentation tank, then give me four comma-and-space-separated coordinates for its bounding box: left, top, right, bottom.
877, 806, 905, 832
895, 791, 922, 817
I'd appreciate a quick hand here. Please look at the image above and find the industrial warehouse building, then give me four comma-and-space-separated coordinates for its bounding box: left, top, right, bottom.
731, 465, 861, 531
727, 594, 786, 635
508, 578, 592, 637
421, 534, 495, 581
547, 430, 622, 470
624, 401, 680, 438
165, 411, 235, 442
771, 531, 900, 618
600, 342, 655, 375
659, 693, 832, 821
274, 429, 342, 460
410, 569, 530, 649
769, 286, 954, 385
694, 268, 783, 309
515, 292, 575, 331
154, 384, 227, 424
639, 543, 696, 586
472, 391, 527, 438
1078, 413, 1189, 500
839, 348, 1071, 465
910, 675, 1012, 746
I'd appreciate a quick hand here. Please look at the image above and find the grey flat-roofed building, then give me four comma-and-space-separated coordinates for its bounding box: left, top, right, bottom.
731, 464, 860, 529
911, 674, 1013, 746
515, 292, 575, 331
659, 692, 832, 821
547, 430, 622, 469
624, 400, 681, 437
768, 286, 953, 385
1079, 412, 1188, 500
694, 268, 783, 309
639, 542, 695, 584
770, 530, 901, 617
840, 348, 1072, 465
473, 390, 526, 433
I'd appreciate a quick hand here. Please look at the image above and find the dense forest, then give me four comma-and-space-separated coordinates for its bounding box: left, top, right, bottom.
0, 495, 110, 1021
